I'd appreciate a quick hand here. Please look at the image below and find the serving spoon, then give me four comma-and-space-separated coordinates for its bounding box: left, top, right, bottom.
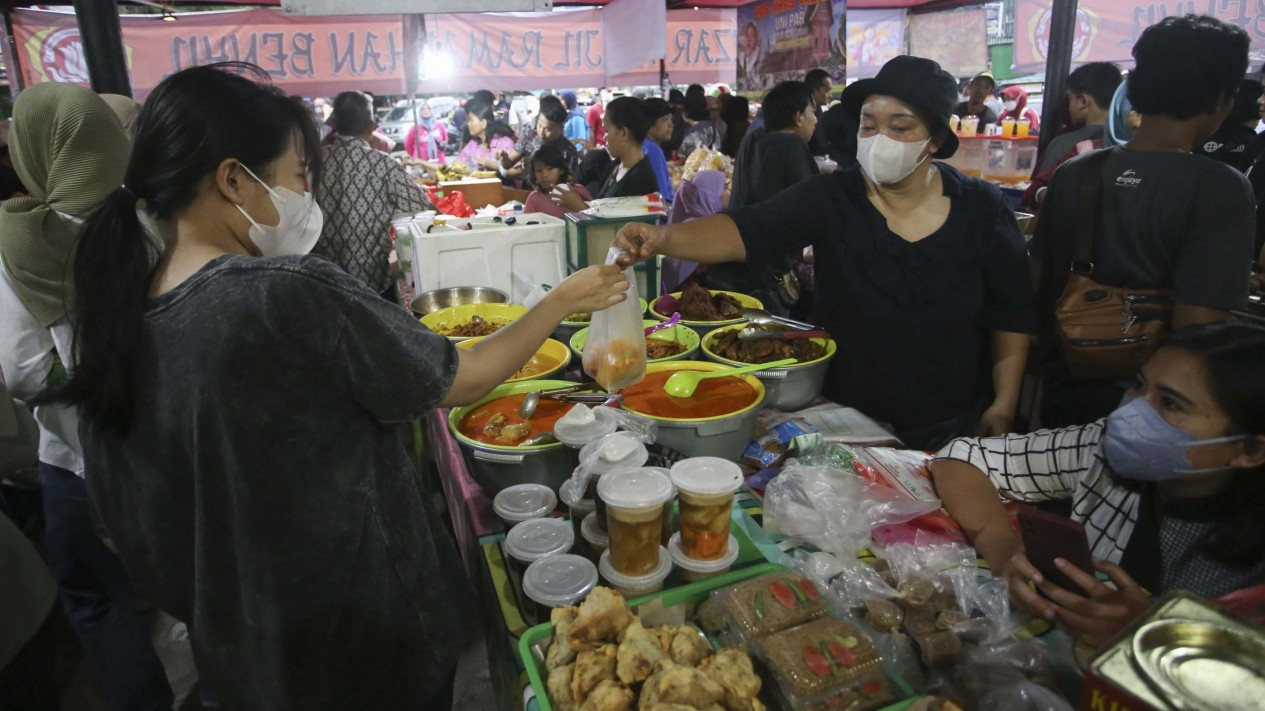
663, 359, 797, 398
741, 308, 820, 332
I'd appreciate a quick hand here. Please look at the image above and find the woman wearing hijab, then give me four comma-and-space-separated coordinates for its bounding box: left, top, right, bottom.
0, 83, 173, 710
661, 169, 727, 292
999, 86, 1041, 134
404, 100, 447, 165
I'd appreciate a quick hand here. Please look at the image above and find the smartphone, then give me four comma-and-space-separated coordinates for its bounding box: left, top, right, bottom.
1016, 506, 1095, 594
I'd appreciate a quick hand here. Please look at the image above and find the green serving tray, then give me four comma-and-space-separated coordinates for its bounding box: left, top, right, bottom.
518, 562, 923, 711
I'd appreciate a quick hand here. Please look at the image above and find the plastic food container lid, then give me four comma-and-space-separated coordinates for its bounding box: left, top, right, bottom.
522, 554, 599, 609
670, 457, 744, 496
553, 405, 620, 446
493, 483, 557, 524
503, 517, 574, 563
599, 547, 672, 593
580, 432, 649, 474
559, 479, 594, 510
581, 512, 610, 548
597, 468, 675, 511
668, 532, 739, 573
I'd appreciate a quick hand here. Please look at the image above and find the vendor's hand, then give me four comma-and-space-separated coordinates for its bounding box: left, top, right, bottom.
1038, 557, 1153, 647
978, 402, 1015, 437
548, 264, 629, 316
551, 187, 588, 212
612, 222, 667, 269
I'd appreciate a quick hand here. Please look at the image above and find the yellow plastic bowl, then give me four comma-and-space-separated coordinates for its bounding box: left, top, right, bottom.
421, 303, 528, 342
458, 337, 571, 383
561, 298, 648, 326
701, 323, 837, 369
570, 320, 701, 364
621, 361, 766, 423
648, 290, 763, 329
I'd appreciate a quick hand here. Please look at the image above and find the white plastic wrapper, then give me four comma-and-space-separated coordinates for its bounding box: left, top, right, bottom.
581, 248, 646, 391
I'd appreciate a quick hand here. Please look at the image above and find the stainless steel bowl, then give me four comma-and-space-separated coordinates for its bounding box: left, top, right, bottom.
410, 286, 509, 316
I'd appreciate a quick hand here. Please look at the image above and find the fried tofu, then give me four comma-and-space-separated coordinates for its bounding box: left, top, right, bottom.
667, 628, 713, 668
639, 660, 725, 709
548, 607, 581, 670
701, 649, 763, 711
617, 621, 667, 685
548, 664, 577, 711
572, 644, 618, 705
569, 588, 635, 651
580, 680, 634, 711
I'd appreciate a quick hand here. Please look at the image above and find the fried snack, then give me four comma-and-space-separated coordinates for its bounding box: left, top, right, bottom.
548, 607, 581, 670
710, 329, 825, 365
668, 628, 713, 668
572, 644, 618, 704
639, 660, 725, 709
700, 649, 763, 711
641, 705, 725, 711
580, 680, 634, 711
569, 588, 635, 651
863, 599, 904, 632
548, 664, 578, 711
617, 621, 666, 685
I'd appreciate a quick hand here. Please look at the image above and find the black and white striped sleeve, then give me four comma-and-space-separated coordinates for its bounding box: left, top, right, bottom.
932, 423, 1105, 503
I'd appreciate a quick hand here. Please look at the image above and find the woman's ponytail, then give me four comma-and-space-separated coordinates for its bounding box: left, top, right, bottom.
40, 186, 159, 435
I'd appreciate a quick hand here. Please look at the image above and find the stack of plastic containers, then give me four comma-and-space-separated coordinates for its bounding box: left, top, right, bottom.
597, 468, 675, 598
668, 457, 743, 582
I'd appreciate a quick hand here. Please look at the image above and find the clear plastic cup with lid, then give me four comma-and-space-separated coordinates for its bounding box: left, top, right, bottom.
669, 532, 738, 582
599, 546, 672, 599
503, 517, 574, 582
580, 432, 650, 530
492, 483, 557, 529
522, 554, 598, 627
553, 404, 619, 448
581, 511, 609, 564
670, 457, 743, 562
598, 468, 674, 577
559, 479, 596, 547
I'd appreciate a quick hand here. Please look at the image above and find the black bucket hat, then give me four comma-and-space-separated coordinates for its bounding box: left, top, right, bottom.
841, 55, 960, 159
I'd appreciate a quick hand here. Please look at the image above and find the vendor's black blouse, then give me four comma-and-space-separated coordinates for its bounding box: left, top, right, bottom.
597, 157, 661, 199
728, 164, 1034, 445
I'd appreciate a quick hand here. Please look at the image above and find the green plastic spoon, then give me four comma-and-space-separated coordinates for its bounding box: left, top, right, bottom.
663, 359, 798, 398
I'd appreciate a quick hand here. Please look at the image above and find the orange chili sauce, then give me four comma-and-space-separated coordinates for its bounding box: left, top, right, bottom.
458, 394, 571, 445
621, 369, 759, 420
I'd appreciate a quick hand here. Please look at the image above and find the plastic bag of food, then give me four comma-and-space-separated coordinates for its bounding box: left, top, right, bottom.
581, 249, 646, 391
764, 464, 942, 560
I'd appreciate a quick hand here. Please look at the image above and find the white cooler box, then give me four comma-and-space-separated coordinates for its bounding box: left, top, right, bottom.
405, 214, 566, 300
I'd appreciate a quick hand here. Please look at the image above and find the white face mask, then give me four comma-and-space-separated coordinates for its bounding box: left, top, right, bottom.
856, 134, 930, 186
1003, 100, 1018, 111
234, 164, 323, 258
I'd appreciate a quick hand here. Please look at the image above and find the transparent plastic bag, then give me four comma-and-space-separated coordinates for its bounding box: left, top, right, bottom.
978, 682, 1075, 711
581, 249, 646, 391
764, 464, 942, 559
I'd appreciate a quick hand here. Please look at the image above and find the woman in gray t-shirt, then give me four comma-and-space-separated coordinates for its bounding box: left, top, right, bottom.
44, 64, 627, 710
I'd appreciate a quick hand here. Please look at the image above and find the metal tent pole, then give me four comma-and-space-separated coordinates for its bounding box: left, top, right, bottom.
1037, 0, 1078, 154
71, 0, 131, 96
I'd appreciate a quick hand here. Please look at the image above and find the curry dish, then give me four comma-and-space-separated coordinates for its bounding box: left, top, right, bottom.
621, 370, 759, 420
710, 329, 826, 365
439, 315, 506, 338
458, 393, 570, 445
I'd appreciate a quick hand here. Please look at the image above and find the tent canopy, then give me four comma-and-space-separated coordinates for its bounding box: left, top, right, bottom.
88, 0, 962, 8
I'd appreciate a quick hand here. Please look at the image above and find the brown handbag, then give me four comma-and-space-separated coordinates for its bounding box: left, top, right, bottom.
1051, 148, 1172, 380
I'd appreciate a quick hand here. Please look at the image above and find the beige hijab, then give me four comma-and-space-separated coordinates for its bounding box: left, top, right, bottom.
0, 83, 130, 326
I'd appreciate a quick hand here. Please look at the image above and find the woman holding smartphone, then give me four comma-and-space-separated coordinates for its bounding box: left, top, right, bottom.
931, 323, 1265, 646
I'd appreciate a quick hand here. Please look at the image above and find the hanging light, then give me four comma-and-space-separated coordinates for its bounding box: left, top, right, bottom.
161, 8, 178, 21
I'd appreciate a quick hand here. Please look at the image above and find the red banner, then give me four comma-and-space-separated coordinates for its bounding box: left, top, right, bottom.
11, 8, 408, 98
1013, 0, 1265, 74
420, 8, 736, 92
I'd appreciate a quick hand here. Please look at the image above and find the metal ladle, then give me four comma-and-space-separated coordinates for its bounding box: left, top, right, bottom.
742, 308, 820, 332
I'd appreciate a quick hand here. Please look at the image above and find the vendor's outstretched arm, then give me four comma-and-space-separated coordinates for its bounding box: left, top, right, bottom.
613, 215, 747, 267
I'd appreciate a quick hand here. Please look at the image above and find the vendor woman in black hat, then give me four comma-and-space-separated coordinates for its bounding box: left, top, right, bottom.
615, 56, 1034, 450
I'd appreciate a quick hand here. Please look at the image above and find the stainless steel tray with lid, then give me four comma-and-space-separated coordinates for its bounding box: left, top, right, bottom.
1131, 618, 1265, 711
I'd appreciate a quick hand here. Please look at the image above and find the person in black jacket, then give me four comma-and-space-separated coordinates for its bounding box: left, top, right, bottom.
706, 81, 820, 317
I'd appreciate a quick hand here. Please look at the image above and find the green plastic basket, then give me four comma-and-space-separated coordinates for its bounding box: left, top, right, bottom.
518, 562, 922, 711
